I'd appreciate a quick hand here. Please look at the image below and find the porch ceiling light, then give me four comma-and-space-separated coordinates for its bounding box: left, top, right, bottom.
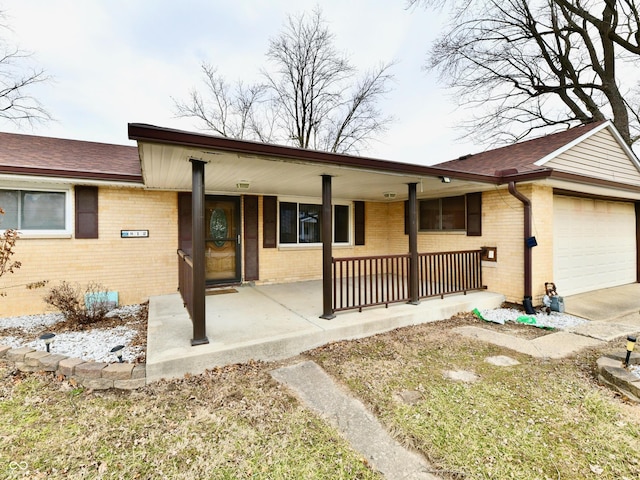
624, 336, 636, 368
440, 176, 451, 184
236, 181, 251, 190
110, 345, 125, 363
383, 192, 396, 199
39, 332, 55, 353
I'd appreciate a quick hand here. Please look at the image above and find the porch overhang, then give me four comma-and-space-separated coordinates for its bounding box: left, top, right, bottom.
128, 123, 498, 200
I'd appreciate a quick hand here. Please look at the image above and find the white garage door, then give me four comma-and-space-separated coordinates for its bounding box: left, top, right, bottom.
553, 195, 636, 296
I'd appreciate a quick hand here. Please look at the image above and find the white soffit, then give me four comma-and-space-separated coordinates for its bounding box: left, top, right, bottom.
139, 143, 492, 201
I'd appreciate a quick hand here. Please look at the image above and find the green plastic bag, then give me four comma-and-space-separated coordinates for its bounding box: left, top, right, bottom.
517, 315, 555, 330
516, 315, 537, 325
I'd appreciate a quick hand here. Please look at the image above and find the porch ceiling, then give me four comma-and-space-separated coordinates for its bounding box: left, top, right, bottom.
138, 142, 493, 201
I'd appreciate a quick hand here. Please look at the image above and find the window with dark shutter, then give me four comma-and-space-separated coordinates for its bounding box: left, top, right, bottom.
466, 192, 482, 236
263, 196, 277, 248
75, 186, 98, 239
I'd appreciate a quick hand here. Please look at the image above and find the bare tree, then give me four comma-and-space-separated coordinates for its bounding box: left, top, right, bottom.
174, 8, 394, 154
0, 11, 51, 126
409, 0, 640, 147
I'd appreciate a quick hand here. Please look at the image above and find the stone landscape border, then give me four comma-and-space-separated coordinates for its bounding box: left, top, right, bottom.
0, 344, 145, 390
597, 351, 640, 403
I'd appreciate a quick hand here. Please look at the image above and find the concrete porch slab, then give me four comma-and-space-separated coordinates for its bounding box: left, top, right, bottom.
146, 281, 505, 383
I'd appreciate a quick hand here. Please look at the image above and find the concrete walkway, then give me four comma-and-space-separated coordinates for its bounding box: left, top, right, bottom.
146, 281, 504, 382
271, 361, 441, 480
455, 283, 640, 358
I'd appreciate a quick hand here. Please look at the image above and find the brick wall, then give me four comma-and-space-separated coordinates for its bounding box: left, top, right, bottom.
2, 185, 553, 317
0, 187, 178, 317
254, 188, 554, 303
411, 185, 553, 303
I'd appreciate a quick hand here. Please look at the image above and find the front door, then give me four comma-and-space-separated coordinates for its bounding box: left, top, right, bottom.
205, 196, 241, 284
179, 194, 242, 285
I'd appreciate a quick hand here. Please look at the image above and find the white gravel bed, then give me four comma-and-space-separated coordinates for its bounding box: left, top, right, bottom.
479, 307, 589, 329
0, 305, 144, 363
0, 312, 65, 333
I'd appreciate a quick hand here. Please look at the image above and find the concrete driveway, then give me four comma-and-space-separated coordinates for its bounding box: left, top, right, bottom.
564, 283, 640, 322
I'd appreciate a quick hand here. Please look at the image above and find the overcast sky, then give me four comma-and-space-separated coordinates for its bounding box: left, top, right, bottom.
1, 0, 479, 165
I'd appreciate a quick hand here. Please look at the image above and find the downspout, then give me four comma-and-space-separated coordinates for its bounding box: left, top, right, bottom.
508, 182, 536, 314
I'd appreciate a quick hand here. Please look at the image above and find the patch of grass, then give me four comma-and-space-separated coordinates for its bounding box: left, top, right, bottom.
308, 319, 640, 479
4, 312, 640, 479
0, 363, 380, 479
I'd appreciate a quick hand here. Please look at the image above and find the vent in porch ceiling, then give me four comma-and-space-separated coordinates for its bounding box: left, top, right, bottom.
236, 181, 251, 190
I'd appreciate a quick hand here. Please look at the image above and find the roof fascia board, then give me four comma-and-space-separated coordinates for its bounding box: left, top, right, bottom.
552, 187, 640, 202
549, 170, 640, 194
0, 168, 144, 187
496, 169, 554, 184
129, 123, 499, 185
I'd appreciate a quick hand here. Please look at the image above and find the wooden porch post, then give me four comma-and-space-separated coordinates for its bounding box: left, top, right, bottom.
320, 174, 335, 319
190, 158, 209, 345
408, 182, 419, 304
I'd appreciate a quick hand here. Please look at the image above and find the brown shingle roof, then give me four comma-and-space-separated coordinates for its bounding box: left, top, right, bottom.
0, 132, 142, 183
435, 121, 607, 176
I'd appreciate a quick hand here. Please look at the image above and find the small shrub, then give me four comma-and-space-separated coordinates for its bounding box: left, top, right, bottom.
44, 281, 114, 325
0, 207, 21, 279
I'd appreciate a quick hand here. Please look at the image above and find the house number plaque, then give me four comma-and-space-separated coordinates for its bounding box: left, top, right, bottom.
121, 230, 149, 238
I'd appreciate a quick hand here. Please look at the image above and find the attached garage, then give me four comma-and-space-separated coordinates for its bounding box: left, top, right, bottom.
553, 195, 637, 296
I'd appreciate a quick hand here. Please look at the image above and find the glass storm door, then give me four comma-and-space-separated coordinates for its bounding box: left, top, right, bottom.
205, 196, 241, 284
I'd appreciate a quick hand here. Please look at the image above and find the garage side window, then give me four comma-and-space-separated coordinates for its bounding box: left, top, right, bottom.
0, 189, 67, 231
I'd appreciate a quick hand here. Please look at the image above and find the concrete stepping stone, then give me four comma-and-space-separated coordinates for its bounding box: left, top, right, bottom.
485, 355, 520, 367
442, 370, 480, 382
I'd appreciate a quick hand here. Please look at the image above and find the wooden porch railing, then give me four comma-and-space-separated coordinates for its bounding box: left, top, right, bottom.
177, 249, 194, 322
332, 250, 484, 312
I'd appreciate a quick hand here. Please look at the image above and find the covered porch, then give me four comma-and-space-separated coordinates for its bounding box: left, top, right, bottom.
129, 123, 503, 350
145, 281, 505, 382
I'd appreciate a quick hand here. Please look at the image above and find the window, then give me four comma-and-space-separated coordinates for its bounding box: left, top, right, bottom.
419, 196, 466, 231
279, 201, 350, 245
407, 193, 482, 236
0, 189, 68, 233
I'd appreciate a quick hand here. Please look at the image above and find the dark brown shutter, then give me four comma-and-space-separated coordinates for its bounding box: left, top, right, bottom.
404, 200, 409, 235
178, 193, 192, 254
354, 201, 365, 245
263, 196, 277, 248
75, 186, 98, 239
466, 192, 482, 236
244, 195, 259, 280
